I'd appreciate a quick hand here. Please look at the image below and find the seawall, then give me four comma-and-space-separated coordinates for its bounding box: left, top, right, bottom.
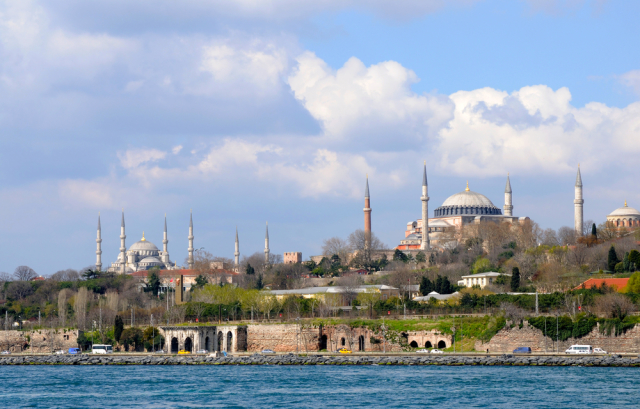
2, 354, 640, 367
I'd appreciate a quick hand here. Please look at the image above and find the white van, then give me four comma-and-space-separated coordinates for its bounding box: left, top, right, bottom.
92, 344, 113, 354
565, 345, 593, 354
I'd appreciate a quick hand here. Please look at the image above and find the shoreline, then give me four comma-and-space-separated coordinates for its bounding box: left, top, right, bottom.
2, 354, 640, 367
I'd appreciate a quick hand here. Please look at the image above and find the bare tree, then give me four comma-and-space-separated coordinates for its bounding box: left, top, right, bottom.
13, 266, 37, 281
558, 226, 576, 245
348, 229, 386, 269
168, 305, 186, 324
322, 237, 352, 264
500, 302, 526, 323
541, 228, 559, 246
51, 269, 80, 281
337, 275, 364, 306
74, 287, 88, 330
594, 293, 635, 319
6, 281, 33, 300
58, 289, 69, 327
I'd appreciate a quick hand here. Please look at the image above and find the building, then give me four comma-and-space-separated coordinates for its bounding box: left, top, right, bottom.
573, 278, 629, 292
102, 212, 193, 274
606, 201, 640, 228
459, 272, 509, 289
270, 285, 400, 303
132, 268, 238, 292
283, 252, 302, 264
398, 167, 530, 250
413, 291, 460, 303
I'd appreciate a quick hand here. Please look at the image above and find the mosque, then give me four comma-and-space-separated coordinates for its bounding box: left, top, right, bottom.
606, 201, 640, 228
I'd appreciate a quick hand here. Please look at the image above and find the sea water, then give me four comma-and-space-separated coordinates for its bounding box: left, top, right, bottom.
0, 365, 636, 408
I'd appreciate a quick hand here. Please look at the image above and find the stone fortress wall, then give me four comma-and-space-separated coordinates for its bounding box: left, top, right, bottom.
0, 330, 82, 353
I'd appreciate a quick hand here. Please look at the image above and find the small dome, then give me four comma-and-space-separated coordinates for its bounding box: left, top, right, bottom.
608, 202, 640, 217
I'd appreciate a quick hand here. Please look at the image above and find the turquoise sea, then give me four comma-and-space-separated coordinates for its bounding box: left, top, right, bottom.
0, 365, 636, 407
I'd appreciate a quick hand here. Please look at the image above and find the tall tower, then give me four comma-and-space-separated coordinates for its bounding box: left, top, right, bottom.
574, 165, 584, 236
234, 227, 240, 267
162, 214, 170, 264
119, 210, 126, 273
420, 162, 430, 251
504, 173, 513, 217
364, 175, 372, 249
96, 213, 102, 271
188, 210, 194, 269
264, 222, 270, 265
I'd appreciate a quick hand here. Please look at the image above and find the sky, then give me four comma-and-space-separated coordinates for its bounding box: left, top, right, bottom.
1, 0, 639, 275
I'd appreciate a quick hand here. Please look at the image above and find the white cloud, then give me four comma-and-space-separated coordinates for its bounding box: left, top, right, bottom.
172, 145, 183, 154
619, 69, 640, 96
117, 148, 167, 170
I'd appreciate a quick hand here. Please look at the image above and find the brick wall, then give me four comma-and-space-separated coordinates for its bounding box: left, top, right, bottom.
0, 330, 81, 353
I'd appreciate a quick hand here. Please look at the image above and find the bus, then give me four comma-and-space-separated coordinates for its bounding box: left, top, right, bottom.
92, 344, 113, 354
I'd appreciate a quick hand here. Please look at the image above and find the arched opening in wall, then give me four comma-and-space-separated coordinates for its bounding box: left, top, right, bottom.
171, 337, 179, 353
205, 336, 210, 352
401, 332, 408, 344
341, 338, 346, 346
409, 341, 418, 348
319, 335, 327, 351
184, 337, 193, 352
227, 331, 233, 352
425, 341, 432, 348
358, 335, 365, 351
437, 340, 446, 349
217, 331, 223, 351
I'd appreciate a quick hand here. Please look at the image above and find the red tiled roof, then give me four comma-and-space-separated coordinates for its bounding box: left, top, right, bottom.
573, 278, 629, 291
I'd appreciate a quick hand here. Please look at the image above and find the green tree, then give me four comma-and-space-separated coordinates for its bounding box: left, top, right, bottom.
114, 315, 124, 343
415, 252, 426, 263
193, 274, 208, 290
591, 223, 597, 238
629, 250, 640, 267
147, 271, 161, 296
256, 274, 264, 290
434, 275, 454, 294
246, 264, 255, 275
496, 274, 507, 285
472, 258, 494, 274
623, 252, 630, 272
419, 276, 434, 296
120, 327, 144, 352
607, 246, 620, 272
510, 267, 521, 292
627, 271, 640, 293
82, 269, 101, 280
143, 326, 164, 351
393, 249, 408, 263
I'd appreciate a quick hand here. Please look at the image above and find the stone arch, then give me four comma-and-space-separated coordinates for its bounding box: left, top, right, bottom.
341, 337, 346, 346
409, 341, 418, 348
319, 335, 327, 351
205, 336, 210, 352
184, 337, 193, 352
437, 340, 447, 349
425, 341, 432, 348
227, 331, 233, 352
170, 337, 179, 353
358, 335, 365, 351
217, 331, 223, 352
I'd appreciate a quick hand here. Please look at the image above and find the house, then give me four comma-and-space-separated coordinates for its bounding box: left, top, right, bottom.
458, 272, 509, 289
573, 278, 629, 292
270, 285, 400, 304
413, 291, 460, 303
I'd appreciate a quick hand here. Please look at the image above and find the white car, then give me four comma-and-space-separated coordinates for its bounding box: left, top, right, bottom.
196, 349, 208, 354
55, 350, 65, 355
430, 349, 444, 354
565, 345, 593, 354
593, 348, 607, 354
416, 349, 429, 354
1, 350, 10, 355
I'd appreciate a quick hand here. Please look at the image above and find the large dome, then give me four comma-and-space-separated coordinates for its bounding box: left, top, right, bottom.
129, 234, 160, 256
608, 202, 640, 217
435, 185, 502, 217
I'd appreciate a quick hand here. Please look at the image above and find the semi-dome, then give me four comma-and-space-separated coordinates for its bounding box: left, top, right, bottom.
435, 182, 502, 217
139, 257, 162, 265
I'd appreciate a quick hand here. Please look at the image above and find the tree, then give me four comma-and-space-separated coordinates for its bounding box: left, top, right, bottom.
13, 265, 37, 281
591, 223, 597, 239
7, 281, 33, 300
114, 315, 124, 343
143, 326, 164, 351
256, 274, 264, 290
510, 267, 520, 292
147, 271, 161, 296
193, 274, 208, 290
51, 269, 80, 281
82, 269, 101, 280
419, 276, 434, 296
393, 249, 408, 263
245, 264, 255, 275
120, 327, 144, 351
623, 252, 630, 272
348, 229, 386, 270
607, 246, 620, 272
415, 252, 426, 264
434, 275, 454, 294
321, 237, 352, 264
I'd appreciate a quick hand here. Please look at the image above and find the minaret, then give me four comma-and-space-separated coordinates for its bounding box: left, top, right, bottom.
234, 227, 240, 267
95, 213, 102, 271
420, 162, 430, 251
364, 175, 371, 249
264, 222, 270, 265
162, 214, 169, 264
119, 210, 126, 273
188, 210, 194, 269
504, 173, 513, 217
574, 165, 584, 235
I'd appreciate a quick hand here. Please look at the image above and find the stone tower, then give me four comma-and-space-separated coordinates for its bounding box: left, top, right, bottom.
420, 162, 430, 251
364, 175, 372, 249
188, 210, 194, 269
234, 227, 240, 267
96, 214, 102, 271
574, 165, 584, 236
264, 222, 270, 265
504, 174, 513, 217
119, 210, 126, 273
162, 214, 170, 264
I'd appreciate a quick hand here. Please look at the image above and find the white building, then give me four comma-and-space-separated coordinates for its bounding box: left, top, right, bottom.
458, 272, 510, 289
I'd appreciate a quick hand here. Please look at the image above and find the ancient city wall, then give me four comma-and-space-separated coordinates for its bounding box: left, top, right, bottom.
475, 321, 640, 353
0, 330, 81, 353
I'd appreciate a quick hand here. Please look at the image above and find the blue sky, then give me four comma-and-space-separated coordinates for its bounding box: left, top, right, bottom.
1, 0, 639, 275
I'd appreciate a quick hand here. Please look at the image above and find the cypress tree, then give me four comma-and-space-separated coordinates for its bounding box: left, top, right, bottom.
419, 276, 433, 296
114, 315, 124, 343
607, 246, 620, 272
623, 252, 630, 272
591, 223, 597, 238
510, 267, 520, 292
246, 263, 255, 275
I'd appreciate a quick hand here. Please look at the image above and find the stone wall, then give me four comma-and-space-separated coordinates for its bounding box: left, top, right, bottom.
475, 321, 640, 354
247, 324, 320, 352
0, 330, 81, 353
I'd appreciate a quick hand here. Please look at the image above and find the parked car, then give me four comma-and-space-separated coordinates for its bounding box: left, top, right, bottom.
154, 350, 165, 354
54, 350, 65, 355
196, 349, 208, 354
338, 348, 352, 354
513, 347, 532, 354
593, 348, 607, 354
68, 348, 81, 355
1, 350, 10, 355
261, 349, 276, 354
565, 345, 593, 354
416, 349, 430, 354
430, 349, 443, 354
178, 350, 191, 355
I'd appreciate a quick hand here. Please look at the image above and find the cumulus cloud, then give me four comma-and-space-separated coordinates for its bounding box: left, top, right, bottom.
117, 148, 167, 170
